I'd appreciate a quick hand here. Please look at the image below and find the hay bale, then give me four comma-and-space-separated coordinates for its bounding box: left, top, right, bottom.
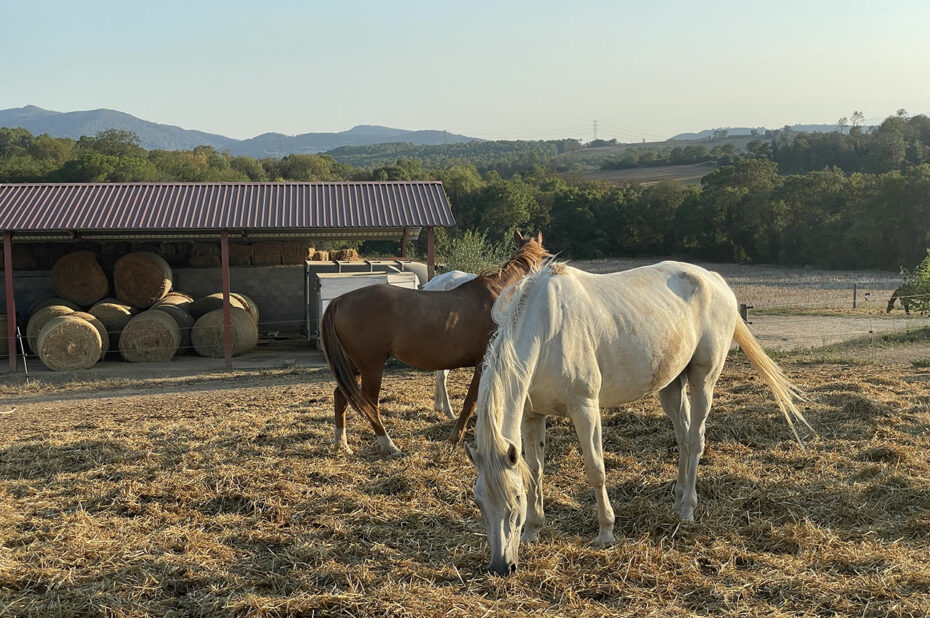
88, 301, 134, 352
192, 307, 258, 358
114, 252, 173, 308
229, 243, 252, 266
155, 291, 194, 313
310, 250, 330, 262
28, 296, 80, 316
36, 315, 102, 371
230, 292, 260, 324
251, 242, 283, 266
281, 243, 312, 264
119, 311, 180, 362
71, 311, 109, 360
150, 302, 194, 355
331, 248, 360, 261
52, 251, 109, 306
189, 242, 220, 268
27, 305, 75, 354
189, 293, 246, 319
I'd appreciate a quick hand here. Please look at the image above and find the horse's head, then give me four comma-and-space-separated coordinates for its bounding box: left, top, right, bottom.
513, 229, 544, 250
465, 441, 527, 576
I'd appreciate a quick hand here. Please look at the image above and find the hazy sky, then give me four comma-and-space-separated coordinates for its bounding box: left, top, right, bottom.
3, 0, 929, 141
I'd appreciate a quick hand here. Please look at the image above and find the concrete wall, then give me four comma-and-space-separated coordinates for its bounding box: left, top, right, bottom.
2, 266, 307, 334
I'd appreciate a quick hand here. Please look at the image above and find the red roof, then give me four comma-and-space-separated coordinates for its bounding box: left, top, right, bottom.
0, 182, 454, 236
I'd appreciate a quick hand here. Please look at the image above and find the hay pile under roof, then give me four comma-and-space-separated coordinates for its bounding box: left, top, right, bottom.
36, 315, 102, 371
52, 250, 109, 306
114, 252, 172, 308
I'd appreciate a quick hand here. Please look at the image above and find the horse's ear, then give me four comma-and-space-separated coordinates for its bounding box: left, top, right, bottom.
464, 443, 480, 467
535, 230, 543, 245
513, 229, 524, 244
505, 441, 519, 467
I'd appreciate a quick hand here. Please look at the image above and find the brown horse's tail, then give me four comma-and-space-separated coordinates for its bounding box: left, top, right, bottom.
732, 318, 813, 449
320, 299, 380, 426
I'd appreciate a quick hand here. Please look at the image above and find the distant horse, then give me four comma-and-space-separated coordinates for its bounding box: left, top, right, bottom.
421, 270, 478, 418
322, 231, 549, 455
887, 284, 914, 315
465, 261, 811, 576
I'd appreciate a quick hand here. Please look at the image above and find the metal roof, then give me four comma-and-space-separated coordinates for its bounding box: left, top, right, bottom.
0, 182, 454, 240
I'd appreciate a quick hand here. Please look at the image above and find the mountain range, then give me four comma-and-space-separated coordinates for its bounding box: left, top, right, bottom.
0, 105, 478, 157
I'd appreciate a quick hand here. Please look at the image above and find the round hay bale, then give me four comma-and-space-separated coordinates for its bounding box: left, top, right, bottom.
114, 252, 173, 308
309, 250, 330, 262
189, 293, 246, 319
230, 292, 260, 324
52, 251, 109, 306
28, 296, 80, 316
119, 311, 180, 362
192, 307, 258, 358
154, 291, 194, 313
27, 305, 75, 354
88, 301, 134, 352
150, 302, 194, 355
36, 315, 102, 371
71, 311, 110, 360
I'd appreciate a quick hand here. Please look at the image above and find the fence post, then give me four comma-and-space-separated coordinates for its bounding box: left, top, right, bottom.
739, 303, 753, 324
853, 283, 857, 309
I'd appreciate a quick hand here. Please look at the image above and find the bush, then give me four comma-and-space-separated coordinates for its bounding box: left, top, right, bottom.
900, 250, 930, 314
437, 230, 510, 274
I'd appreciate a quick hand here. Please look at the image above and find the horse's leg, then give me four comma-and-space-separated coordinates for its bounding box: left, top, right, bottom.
333, 386, 353, 454
449, 366, 481, 444
433, 370, 454, 419
658, 373, 690, 511
521, 409, 546, 543
570, 399, 615, 545
360, 364, 403, 456
678, 360, 725, 522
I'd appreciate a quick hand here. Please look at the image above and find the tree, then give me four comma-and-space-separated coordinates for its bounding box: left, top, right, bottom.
837, 117, 849, 134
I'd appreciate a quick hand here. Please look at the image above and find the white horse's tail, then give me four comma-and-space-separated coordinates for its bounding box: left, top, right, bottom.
732, 318, 813, 449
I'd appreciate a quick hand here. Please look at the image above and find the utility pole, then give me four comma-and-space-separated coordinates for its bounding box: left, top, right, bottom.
592, 120, 598, 142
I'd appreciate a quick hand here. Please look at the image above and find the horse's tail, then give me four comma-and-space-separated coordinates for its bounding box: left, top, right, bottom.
732, 318, 813, 449
320, 299, 380, 426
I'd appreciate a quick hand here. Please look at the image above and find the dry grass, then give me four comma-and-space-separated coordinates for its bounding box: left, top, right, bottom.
1, 360, 929, 616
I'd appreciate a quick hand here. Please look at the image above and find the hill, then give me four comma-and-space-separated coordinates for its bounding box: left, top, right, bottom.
0, 105, 479, 155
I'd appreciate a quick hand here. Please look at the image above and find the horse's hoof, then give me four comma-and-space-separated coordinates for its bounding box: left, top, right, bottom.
678, 508, 695, 523
333, 443, 354, 455
387, 448, 406, 458
443, 409, 456, 420
594, 531, 615, 546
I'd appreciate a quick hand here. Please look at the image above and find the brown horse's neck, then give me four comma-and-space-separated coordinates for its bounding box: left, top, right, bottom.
480, 241, 550, 293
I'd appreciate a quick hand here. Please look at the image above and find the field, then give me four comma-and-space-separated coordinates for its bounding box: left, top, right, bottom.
571, 163, 716, 186
2, 261, 930, 616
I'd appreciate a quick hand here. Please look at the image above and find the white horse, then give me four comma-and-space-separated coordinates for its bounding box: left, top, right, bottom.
422, 270, 477, 418
464, 261, 811, 576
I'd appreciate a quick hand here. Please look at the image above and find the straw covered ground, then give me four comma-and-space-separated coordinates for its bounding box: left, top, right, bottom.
0, 358, 929, 616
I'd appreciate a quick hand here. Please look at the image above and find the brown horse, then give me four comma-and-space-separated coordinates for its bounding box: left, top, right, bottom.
322, 231, 549, 455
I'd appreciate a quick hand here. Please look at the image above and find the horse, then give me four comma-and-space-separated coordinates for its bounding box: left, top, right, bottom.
321, 231, 549, 455
421, 270, 478, 419
464, 261, 811, 576
887, 284, 913, 315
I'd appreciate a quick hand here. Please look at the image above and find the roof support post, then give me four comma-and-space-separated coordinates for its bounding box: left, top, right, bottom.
220, 230, 232, 369
3, 231, 16, 372
399, 227, 409, 258
426, 226, 435, 281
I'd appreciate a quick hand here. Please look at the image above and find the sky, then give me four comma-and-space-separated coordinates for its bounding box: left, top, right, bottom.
2, 0, 929, 142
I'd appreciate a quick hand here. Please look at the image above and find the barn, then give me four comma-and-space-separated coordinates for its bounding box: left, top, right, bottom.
1, 181, 455, 371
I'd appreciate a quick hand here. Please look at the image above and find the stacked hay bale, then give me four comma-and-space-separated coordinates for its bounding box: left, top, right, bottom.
28, 296, 80, 315
190, 243, 221, 268
114, 252, 172, 308
251, 242, 283, 266
71, 312, 110, 360
27, 305, 75, 354
88, 300, 135, 354
151, 292, 195, 355
309, 249, 330, 261
281, 243, 313, 264
331, 248, 360, 261
52, 251, 109, 306
119, 310, 180, 362
192, 307, 258, 358
228, 243, 252, 266
36, 315, 102, 371
189, 293, 247, 319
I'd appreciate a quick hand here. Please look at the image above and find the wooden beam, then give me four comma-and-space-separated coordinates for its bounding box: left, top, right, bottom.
426, 227, 435, 281
220, 230, 232, 368
399, 227, 409, 258
3, 231, 16, 372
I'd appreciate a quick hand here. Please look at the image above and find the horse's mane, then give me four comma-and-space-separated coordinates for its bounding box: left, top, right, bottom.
475, 262, 562, 505
478, 240, 551, 282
